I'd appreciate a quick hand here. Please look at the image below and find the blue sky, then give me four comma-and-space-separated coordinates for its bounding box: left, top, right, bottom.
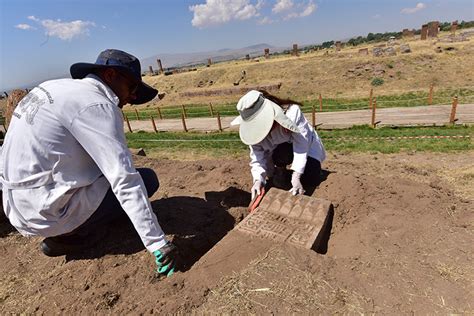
0, 0, 472, 91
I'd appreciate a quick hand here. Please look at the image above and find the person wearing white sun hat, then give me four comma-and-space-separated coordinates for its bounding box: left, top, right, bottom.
231, 90, 326, 199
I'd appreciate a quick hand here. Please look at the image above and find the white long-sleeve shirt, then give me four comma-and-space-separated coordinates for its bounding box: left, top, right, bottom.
249, 104, 326, 183
0, 75, 167, 253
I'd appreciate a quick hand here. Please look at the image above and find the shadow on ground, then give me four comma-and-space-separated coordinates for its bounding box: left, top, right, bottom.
66, 186, 250, 270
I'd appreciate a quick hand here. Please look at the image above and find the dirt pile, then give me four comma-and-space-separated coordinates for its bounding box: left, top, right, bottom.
0, 152, 472, 314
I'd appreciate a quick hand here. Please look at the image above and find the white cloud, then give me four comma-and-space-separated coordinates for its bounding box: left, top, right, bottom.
190, 0, 261, 28
300, 1, 316, 16
401, 2, 426, 14
15, 24, 35, 30
282, 1, 317, 20
40, 19, 95, 40
258, 16, 274, 25
21, 15, 95, 40
272, 0, 294, 13
372, 14, 381, 19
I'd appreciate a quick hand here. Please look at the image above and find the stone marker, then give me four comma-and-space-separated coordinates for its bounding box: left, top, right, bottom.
451, 20, 458, 34
156, 59, 163, 74
421, 24, 428, 40
372, 47, 383, 57
335, 41, 342, 51
292, 44, 299, 56
6, 89, 28, 130
264, 48, 270, 59
358, 48, 369, 55
403, 29, 415, 38
384, 47, 397, 56
236, 188, 333, 251
400, 43, 411, 53
428, 21, 439, 38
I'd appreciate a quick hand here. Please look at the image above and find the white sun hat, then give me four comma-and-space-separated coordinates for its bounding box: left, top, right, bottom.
231, 90, 300, 145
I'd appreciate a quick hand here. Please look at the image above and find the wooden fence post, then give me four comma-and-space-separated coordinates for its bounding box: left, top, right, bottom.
182, 105, 187, 119
125, 116, 133, 133
150, 115, 158, 133
371, 98, 377, 128
312, 104, 316, 127
217, 112, 223, 132
319, 94, 323, 112
449, 96, 458, 124
428, 84, 434, 105
157, 107, 163, 120
369, 88, 373, 109
181, 113, 188, 132
134, 108, 139, 120
209, 103, 214, 117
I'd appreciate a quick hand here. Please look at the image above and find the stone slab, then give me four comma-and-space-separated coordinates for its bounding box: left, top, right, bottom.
235, 188, 333, 251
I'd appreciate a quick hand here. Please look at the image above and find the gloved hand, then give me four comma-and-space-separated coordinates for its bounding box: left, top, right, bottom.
153, 241, 178, 277
251, 180, 263, 200
289, 172, 305, 196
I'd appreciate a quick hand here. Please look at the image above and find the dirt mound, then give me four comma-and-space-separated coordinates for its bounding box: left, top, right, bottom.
0, 152, 472, 314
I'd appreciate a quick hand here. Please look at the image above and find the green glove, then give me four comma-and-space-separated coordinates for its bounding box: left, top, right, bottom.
153, 242, 178, 277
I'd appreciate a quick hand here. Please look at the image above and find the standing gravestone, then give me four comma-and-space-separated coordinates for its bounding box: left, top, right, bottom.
6, 89, 28, 130
292, 44, 299, 56
264, 48, 270, 59
451, 20, 458, 34
421, 24, 428, 40
428, 21, 439, 38
156, 59, 164, 74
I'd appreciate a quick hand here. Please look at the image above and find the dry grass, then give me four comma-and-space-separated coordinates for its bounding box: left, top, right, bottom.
198, 247, 372, 314
137, 29, 474, 110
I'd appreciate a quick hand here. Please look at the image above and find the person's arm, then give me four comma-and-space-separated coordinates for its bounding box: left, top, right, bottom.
249, 144, 269, 184
69, 102, 167, 253
287, 105, 312, 174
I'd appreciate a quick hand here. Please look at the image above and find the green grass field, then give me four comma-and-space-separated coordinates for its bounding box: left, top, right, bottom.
123, 87, 474, 120
126, 125, 473, 157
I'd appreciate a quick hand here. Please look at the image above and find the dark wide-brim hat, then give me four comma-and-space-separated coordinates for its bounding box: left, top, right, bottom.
70, 49, 157, 105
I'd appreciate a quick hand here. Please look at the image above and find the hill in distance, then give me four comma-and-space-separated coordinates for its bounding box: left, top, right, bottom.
141, 43, 288, 69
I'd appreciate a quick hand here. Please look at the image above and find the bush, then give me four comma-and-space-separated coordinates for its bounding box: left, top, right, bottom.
371, 77, 384, 86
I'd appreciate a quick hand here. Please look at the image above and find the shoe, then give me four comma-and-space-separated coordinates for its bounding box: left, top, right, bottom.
40, 228, 107, 257
40, 235, 87, 257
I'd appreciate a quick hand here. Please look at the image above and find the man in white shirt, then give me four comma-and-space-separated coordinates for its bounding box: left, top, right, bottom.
0, 49, 177, 277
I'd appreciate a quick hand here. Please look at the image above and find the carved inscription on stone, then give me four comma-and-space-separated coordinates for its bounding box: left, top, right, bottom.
236, 188, 332, 250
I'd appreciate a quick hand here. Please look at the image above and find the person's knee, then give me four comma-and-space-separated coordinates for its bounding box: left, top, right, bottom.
137, 168, 159, 197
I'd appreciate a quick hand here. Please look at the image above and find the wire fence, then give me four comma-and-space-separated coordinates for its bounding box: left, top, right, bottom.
122, 86, 474, 121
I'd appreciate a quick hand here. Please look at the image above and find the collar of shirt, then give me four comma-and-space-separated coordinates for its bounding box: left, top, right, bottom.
83, 74, 120, 106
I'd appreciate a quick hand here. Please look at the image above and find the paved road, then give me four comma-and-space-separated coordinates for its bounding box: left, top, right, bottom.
126, 104, 474, 132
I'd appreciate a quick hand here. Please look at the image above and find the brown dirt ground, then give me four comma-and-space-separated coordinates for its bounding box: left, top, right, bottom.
0, 151, 473, 314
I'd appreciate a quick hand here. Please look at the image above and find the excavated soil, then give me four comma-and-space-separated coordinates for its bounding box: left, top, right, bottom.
0, 151, 473, 314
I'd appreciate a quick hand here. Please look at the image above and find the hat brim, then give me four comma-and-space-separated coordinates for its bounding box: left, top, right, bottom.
70, 62, 158, 105
130, 81, 158, 105
273, 105, 300, 133
238, 98, 275, 146
236, 99, 301, 145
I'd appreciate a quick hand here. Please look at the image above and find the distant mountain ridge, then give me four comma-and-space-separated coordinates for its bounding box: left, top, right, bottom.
141, 43, 288, 70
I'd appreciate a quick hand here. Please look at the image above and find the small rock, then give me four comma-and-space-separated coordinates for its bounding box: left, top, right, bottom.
131, 148, 146, 156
